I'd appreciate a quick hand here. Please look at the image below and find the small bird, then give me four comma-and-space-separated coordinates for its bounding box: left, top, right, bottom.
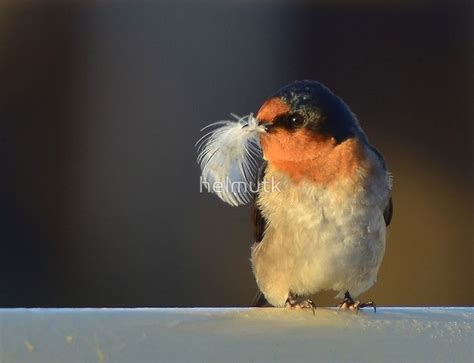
250, 80, 392, 312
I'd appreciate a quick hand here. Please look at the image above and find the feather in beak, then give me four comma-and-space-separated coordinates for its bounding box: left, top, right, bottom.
196, 113, 265, 206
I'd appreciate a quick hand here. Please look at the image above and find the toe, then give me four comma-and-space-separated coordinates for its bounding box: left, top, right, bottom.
359, 301, 377, 313
302, 299, 317, 315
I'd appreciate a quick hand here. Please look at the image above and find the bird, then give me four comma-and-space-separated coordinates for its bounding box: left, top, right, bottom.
250, 80, 392, 312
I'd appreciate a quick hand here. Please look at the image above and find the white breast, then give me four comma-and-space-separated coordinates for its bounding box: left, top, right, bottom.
251, 147, 391, 307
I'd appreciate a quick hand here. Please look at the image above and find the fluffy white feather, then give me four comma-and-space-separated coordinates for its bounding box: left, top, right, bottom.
196, 114, 264, 206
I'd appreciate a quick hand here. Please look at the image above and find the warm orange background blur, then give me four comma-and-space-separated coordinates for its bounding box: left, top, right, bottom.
0, 0, 472, 307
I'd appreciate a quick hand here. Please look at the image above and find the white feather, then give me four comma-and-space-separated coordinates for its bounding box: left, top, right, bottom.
196, 114, 264, 206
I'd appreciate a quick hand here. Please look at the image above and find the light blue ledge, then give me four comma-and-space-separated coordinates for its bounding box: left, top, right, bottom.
0, 307, 472, 362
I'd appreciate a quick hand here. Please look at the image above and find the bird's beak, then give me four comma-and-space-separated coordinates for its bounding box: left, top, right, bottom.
257, 120, 273, 133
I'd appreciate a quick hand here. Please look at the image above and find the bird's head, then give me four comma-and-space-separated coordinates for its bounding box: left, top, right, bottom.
256, 80, 364, 163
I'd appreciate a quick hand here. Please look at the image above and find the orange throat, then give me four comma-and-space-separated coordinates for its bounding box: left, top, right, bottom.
260, 129, 367, 185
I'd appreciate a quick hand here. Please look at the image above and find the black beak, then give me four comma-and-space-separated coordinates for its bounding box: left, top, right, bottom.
257, 120, 273, 132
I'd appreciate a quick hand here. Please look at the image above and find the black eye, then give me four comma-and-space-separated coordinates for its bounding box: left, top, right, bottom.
274, 112, 305, 130
289, 113, 304, 127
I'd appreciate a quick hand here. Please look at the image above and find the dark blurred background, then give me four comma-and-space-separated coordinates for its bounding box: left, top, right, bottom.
0, 0, 472, 307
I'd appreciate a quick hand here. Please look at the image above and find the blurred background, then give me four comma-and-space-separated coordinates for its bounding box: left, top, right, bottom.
0, 0, 472, 307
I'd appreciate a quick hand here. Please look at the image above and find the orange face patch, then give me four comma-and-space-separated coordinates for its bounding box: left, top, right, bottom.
256, 97, 291, 123
261, 129, 366, 185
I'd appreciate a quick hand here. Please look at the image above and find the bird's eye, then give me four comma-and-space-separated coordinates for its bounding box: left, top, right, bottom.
274, 112, 305, 130
289, 113, 304, 127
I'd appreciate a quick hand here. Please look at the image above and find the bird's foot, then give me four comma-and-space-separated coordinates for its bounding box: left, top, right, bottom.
285, 293, 317, 315
337, 291, 376, 313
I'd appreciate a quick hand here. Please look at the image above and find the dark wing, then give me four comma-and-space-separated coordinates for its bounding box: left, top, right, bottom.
251, 161, 269, 307
369, 145, 393, 227
252, 161, 268, 243
384, 197, 393, 226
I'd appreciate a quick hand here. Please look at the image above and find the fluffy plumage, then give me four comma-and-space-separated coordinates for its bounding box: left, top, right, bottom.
252, 143, 391, 306
197, 114, 264, 206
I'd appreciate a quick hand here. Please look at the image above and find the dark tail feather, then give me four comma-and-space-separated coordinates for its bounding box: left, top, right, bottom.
251, 291, 268, 307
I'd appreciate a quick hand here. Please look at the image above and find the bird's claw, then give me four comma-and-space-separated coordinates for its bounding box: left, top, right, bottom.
337, 291, 376, 313
285, 294, 317, 315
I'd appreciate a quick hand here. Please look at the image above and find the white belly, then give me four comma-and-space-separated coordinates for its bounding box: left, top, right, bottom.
251, 166, 389, 307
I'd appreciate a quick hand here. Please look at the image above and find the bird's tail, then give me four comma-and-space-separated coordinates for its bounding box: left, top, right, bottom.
251, 291, 268, 307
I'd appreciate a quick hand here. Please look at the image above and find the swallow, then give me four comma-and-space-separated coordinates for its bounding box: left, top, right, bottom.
251, 80, 393, 312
